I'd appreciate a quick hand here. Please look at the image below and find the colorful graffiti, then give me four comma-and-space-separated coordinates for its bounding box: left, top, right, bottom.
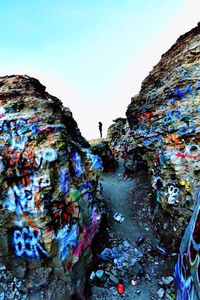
13, 227, 48, 259
60, 168, 70, 194
127, 79, 200, 209
5, 181, 36, 214
55, 224, 78, 262
175, 190, 200, 299
0, 107, 103, 266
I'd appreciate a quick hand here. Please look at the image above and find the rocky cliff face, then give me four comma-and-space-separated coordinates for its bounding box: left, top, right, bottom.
125, 24, 200, 248
0, 75, 103, 299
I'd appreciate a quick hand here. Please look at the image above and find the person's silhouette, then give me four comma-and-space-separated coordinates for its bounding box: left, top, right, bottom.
98, 122, 102, 138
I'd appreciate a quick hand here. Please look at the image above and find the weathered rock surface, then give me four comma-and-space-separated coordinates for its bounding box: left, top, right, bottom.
107, 118, 127, 142
125, 24, 200, 248
91, 140, 117, 172
0, 75, 103, 299
175, 191, 200, 300
107, 118, 129, 161
107, 118, 148, 175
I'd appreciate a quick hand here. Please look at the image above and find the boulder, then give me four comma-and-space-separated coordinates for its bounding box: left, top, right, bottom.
91, 140, 117, 172
107, 118, 130, 160
107, 118, 127, 142
0, 75, 103, 299
125, 24, 200, 248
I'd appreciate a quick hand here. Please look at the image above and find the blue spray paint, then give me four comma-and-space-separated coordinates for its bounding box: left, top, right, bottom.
55, 224, 78, 261
60, 169, 70, 194
13, 227, 48, 258
72, 152, 85, 178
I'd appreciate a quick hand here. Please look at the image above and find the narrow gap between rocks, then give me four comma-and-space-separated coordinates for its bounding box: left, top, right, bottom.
85, 160, 177, 300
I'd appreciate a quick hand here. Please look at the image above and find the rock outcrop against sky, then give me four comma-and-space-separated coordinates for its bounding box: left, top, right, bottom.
125, 24, 199, 299
0, 75, 103, 299
127, 24, 200, 211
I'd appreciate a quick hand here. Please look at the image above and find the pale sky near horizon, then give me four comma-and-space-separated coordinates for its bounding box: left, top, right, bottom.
0, 0, 199, 139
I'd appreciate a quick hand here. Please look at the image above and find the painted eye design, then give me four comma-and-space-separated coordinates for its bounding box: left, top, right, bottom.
43, 148, 58, 162
185, 144, 199, 155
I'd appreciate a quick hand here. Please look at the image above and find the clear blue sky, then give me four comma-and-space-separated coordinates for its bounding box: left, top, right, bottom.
0, 0, 199, 139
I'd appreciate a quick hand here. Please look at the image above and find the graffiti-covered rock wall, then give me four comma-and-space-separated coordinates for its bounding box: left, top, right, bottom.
107, 118, 127, 142
175, 190, 200, 299
107, 118, 129, 159
126, 24, 200, 248
0, 75, 103, 299
91, 140, 117, 172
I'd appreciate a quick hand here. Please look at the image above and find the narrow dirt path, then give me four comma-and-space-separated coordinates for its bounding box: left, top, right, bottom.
101, 161, 157, 299
87, 160, 176, 299
101, 161, 152, 243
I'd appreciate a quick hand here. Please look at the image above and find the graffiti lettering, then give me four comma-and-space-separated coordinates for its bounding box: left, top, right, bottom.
35, 148, 58, 167
13, 227, 48, 258
0, 108, 102, 266
5, 182, 35, 214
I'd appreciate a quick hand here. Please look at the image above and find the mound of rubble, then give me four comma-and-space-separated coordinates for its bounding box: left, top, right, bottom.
0, 75, 103, 299
125, 24, 200, 249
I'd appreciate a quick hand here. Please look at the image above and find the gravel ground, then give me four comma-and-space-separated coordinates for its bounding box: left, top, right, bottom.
85, 160, 177, 300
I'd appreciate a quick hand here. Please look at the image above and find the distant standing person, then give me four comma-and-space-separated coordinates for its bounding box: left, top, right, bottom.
98, 122, 103, 138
